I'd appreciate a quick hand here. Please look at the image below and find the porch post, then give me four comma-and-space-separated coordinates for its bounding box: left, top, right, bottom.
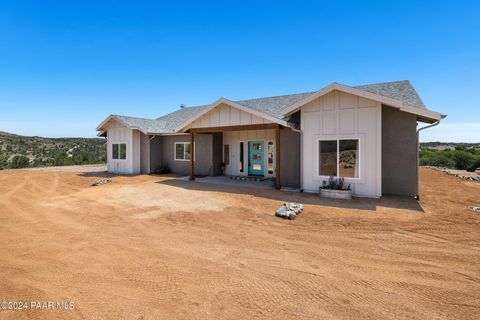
189, 132, 195, 181
275, 126, 281, 189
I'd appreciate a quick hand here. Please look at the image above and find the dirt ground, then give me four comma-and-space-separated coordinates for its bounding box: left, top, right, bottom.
0, 168, 479, 319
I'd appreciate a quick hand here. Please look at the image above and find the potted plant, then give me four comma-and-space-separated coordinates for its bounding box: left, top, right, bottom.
319, 176, 352, 200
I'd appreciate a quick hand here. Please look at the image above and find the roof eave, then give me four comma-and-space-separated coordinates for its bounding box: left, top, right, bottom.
281, 83, 444, 123
96, 115, 150, 135
174, 97, 289, 132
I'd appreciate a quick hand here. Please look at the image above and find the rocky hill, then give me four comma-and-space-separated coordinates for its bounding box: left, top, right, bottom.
0, 132, 106, 169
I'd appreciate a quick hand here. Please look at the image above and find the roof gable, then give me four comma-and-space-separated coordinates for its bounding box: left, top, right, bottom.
96, 80, 444, 134
174, 98, 289, 132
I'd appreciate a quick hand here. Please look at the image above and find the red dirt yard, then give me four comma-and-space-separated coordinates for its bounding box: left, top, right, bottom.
0, 167, 479, 319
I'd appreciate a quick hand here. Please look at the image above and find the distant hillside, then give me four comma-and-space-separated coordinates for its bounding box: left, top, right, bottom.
0, 131, 18, 137
420, 142, 480, 151
420, 142, 480, 170
0, 132, 106, 169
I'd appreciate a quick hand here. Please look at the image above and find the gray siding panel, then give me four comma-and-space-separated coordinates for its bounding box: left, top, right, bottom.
194, 134, 213, 176
382, 105, 417, 196
140, 133, 150, 173
149, 136, 163, 173
160, 134, 212, 176
280, 128, 301, 188
212, 133, 223, 176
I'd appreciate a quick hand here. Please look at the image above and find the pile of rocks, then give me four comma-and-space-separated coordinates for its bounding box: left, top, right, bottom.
275, 202, 304, 220
425, 166, 480, 181
91, 179, 112, 187
468, 206, 480, 213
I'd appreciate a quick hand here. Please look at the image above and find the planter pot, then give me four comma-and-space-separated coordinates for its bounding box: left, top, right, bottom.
319, 188, 352, 200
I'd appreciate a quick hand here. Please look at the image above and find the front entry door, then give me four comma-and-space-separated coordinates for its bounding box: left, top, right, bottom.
248, 141, 264, 176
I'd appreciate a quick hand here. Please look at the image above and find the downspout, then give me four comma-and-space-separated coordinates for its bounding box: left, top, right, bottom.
290, 126, 303, 192
415, 115, 446, 200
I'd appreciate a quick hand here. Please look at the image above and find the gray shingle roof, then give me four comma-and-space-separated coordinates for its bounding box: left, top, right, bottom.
235, 91, 316, 120
100, 80, 429, 134
155, 105, 209, 131
353, 80, 426, 110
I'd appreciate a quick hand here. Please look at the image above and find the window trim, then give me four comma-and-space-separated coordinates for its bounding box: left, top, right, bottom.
111, 143, 127, 161
174, 142, 195, 161
316, 137, 361, 180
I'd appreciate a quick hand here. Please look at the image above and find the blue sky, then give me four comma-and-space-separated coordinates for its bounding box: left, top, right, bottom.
0, 1, 479, 141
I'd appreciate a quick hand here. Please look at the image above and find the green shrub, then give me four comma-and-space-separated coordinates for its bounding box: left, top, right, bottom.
420, 155, 455, 168
452, 151, 475, 170
0, 150, 8, 169
9, 155, 30, 169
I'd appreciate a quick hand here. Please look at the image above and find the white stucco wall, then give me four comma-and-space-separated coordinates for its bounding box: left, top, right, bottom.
301, 90, 382, 197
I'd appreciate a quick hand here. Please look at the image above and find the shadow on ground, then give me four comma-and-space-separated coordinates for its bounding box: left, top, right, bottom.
155, 177, 424, 213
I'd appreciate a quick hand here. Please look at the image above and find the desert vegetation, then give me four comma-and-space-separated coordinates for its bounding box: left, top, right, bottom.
0, 132, 106, 169
420, 142, 480, 169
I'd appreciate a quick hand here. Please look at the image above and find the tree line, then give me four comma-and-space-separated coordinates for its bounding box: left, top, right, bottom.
420, 144, 480, 169
0, 135, 106, 170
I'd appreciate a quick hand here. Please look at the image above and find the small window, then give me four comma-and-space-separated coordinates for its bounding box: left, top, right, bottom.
119, 144, 126, 160
267, 141, 274, 174
318, 139, 359, 178
112, 143, 126, 160
239, 142, 244, 172
112, 144, 119, 160
224, 144, 229, 165
339, 140, 359, 178
319, 140, 337, 176
175, 142, 191, 161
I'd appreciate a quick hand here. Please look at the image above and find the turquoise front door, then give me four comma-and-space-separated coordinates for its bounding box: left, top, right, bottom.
248, 141, 264, 176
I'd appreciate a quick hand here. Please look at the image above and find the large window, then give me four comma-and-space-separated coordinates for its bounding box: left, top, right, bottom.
175, 142, 191, 161
112, 143, 126, 160
318, 139, 359, 178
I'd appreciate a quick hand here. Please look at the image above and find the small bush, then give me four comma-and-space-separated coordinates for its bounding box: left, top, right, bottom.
452, 152, 475, 170
9, 155, 30, 169
420, 155, 455, 168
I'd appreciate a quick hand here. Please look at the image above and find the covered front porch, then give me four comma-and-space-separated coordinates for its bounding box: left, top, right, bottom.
177, 175, 276, 190
187, 123, 282, 189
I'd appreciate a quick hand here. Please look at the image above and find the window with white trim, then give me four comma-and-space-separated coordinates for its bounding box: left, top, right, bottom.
318, 139, 359, 178
112, 143, 126, 160
174, 142, 191, 161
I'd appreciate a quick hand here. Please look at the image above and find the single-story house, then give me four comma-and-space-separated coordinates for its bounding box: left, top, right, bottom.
96, 80, 445, 198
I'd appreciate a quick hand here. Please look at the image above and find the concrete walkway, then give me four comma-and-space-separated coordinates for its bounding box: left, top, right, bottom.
176, 175, 275, 189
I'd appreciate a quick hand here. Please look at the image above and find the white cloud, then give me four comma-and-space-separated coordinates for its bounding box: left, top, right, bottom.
420, 123, 480, 143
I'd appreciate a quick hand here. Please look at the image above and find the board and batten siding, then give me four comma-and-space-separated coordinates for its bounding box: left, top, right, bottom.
106, 120, 141, 174
186, 103, 273, 129
223, 129, 276, 177
301, 90, 382, 197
